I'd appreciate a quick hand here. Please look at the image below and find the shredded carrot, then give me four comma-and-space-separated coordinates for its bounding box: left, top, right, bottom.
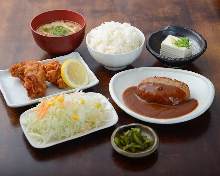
37, 95, 65, 119
37, 101, 50, 119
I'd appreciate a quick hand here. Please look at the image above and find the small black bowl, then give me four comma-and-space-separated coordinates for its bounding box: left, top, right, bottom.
146, 25, 207, 67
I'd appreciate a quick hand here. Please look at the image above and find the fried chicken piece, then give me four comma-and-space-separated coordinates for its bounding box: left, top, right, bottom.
43, 60, 67, 88
10, 60, 32, 81
22, 61, 47, 98
10, 60, 47, 98
23, 73, 47, 98
10, 63, 23, 78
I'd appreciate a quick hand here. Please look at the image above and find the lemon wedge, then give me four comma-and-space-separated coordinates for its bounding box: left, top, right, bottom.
61, 59, 88, 88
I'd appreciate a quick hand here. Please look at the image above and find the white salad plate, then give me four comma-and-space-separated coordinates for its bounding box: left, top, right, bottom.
0, 52, 99, 107
109, 67, 215, 124
20, 92, 118, 148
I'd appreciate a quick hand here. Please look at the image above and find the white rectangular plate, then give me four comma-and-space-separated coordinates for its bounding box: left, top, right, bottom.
20, 92, 118, 148
109, 67, 215, 124
0, 52, 99, 107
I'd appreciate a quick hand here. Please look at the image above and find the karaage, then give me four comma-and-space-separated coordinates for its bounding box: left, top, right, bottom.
10, 60, 47, 98
43, 60, 67, 88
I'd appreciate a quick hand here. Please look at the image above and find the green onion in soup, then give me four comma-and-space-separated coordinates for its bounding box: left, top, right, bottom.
36, 20, 82, 37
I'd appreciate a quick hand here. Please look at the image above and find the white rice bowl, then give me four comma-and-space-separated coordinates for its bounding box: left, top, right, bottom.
86, 21, 144, 54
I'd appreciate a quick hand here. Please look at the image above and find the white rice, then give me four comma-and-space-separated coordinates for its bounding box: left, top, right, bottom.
87, 21, 143, 54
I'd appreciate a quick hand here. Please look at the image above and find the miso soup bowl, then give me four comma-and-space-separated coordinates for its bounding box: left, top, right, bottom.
31, 10, 86, 55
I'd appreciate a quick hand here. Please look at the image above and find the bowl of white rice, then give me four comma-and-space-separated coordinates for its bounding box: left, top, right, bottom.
86, 21, 145, 71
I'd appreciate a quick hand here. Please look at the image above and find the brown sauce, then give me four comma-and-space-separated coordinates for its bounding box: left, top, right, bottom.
123, 86, 198, 119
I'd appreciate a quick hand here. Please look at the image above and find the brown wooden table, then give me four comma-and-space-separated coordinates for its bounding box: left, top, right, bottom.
0, 0, 219, 175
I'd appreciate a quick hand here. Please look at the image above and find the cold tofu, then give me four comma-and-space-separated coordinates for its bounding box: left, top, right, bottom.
160, 35, 192, 58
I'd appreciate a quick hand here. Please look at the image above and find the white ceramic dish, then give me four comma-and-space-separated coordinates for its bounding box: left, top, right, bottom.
109, 67, 215, 124
0, 52, 99, 107
86, 27, 145, 71
20, 92, 118, 148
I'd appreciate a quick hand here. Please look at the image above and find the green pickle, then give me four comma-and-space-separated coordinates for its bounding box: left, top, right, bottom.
114, 127, 153, 153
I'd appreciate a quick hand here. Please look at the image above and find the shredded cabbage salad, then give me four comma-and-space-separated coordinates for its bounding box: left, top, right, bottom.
21, 93, 111, 145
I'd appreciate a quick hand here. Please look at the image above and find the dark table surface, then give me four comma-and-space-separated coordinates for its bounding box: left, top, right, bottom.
0, 0, 220, 176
